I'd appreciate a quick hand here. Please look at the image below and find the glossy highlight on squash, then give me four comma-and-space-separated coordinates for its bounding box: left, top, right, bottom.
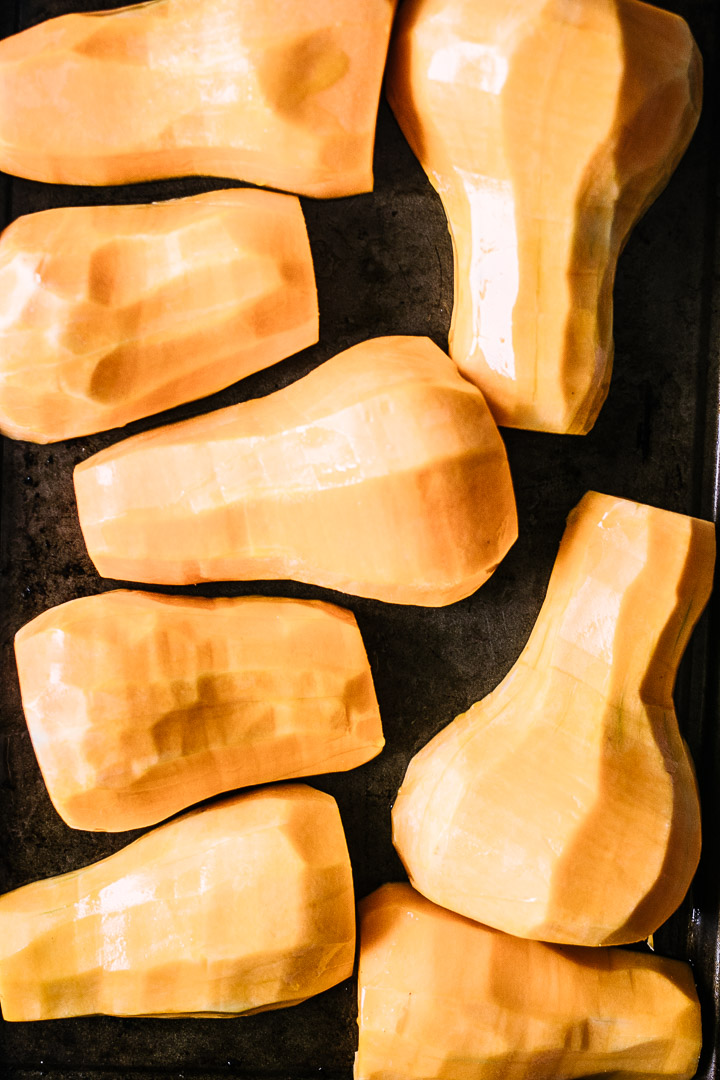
0, 0, 397, 196
74, 336, 518, 606
356, 883, 702, 1080
0, 189, 318, 442
393, 492, 714, 945
387, 0, 702, 433
0, 784, 355, 1021
15, 591, 384, 832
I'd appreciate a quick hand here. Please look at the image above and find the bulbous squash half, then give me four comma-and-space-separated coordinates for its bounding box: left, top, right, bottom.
0, 0, 396, 196
393, 491, 714, 945
74, 336, 518, 606
0, 189, 318, 443
387, 0, 702, 433
0, 784, 355, 1021
356, 883, 702, 1080
14, 591, 384, 832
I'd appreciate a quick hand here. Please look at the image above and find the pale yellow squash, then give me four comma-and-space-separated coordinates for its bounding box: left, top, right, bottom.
0, 0, 397, 196
0, 189, 318, 442
393, 492, 714, 945
387, 0, 701, 433
356, 883, 702, 1080
0, 784, 355, 1020
15, 591, 384, 832
74, 336, 518, 606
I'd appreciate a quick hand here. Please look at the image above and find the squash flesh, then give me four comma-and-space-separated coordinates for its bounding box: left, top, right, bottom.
0, 188, 318, 442
386, 0, 702, 432
392, 492, 714, 944
356, 883, 702, 1080
0, 784, 355, 1021
14, 591, 384, 832
73, 336, 518, 605
0, 0, 397, 196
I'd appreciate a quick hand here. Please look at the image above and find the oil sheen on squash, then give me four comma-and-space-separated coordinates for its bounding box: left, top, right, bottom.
387, 0, 702, 433
15, 591, 384, 832
0, 0, 397, 196
73, 336, 518, 606
356, 883, 702, 1080
0, 189, 319, 443
0, 784, 355, 1021
393, 492, 714, 946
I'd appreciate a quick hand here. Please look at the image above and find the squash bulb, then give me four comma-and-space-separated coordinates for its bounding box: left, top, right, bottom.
393, 492, 714, 945
387, 0, 702, 433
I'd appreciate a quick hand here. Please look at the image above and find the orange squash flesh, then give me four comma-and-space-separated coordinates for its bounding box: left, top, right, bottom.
0, 784, 355, 1021
392, 491, 714, 946
14, 591, 384, 832
0, 189, 318, 443
73, 336, 518, 606
387, 0, 702, 433
0, 0, 396, 197
356, 883, 702, 1080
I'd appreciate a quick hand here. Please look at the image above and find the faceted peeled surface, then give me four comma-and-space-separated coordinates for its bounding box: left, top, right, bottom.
0, 0, 397, 196
356, 883, 702, 1080
73, 335, 518, 606
392, 492, 715, 945
387, 0, 701, 433
0, 784, 355, 1021
14, 591, 384, 832
0, 188, 318, 442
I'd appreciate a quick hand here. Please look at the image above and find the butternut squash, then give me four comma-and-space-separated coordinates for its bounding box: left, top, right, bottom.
0, 784, 355, 1021
386, 0, 702, 433
14, 591, 383, 833
356, 883, 702, 1080
73, 336, 518, 606
0, 189, 318, 443
0, 0, 396, 197
392, 491, 714, 945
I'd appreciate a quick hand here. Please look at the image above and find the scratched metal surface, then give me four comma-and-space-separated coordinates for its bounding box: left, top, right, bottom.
0, 0, 718, 1077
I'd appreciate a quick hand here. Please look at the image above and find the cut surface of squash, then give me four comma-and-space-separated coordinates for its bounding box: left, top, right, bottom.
0, 784, 355, 1021
387, 0, 702, 433
15, 591, 384, 832
356, 883, 702, 1080
393, 491, 714, 945
74, 335, 518, 606
0, 189, 318, 443
0, 0, 396, 196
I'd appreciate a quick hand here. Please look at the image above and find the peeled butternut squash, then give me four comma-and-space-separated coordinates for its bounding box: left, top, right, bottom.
356, 883, 702, 1080
393, 491, 714, 945
0, 0, 396, 196
73, 336, 518, 606
0, 784, 355, 1021
0, 189, 318, 443
14, 591, 383, 832
387, 0, 702, 433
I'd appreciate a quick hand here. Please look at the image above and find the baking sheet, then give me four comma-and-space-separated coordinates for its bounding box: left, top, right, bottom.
0, 0, 719, 1076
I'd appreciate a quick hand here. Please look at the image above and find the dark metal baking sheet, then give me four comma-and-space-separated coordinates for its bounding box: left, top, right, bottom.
0, 0, 719, 1077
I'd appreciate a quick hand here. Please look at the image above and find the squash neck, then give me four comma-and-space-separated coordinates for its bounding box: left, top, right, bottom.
519, 492, 714, 708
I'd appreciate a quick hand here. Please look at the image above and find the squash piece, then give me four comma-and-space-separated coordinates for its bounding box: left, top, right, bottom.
73, 336, 518, 606
14, 591, 384, 832
0, 0, 396, 196
0, 784, 355, 1020
393, 492, 714, 945
356, 883, 702, 1080
387, 0, 701, 433
0, 189, 318, 443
